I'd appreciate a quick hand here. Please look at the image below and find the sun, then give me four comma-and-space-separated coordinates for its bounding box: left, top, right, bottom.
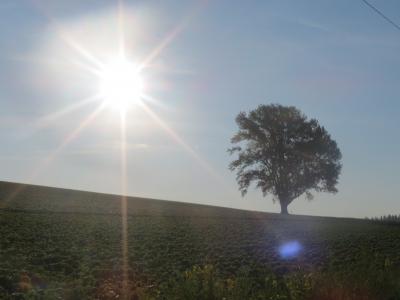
98, 56, 144, 112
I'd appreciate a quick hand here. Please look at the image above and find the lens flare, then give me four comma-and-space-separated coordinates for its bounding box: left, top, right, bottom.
278, 241, 302, 259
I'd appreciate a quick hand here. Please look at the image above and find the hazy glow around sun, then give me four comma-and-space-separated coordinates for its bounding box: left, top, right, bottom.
98, 56, 144, 112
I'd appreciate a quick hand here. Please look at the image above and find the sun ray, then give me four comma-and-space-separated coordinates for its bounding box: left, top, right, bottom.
117, 0, 126, 58
140, 94, 172, 111
51, 104, 103, 159
61, 35, 104, 69
35, 95, 101, 130
139, 22, 183, 70
119, 110, 129, 299
138, 102, 227, 186
31, 104, 105, 181
29, 0, 104, 70
139, 0, 208, 70
117, 4, 130, 298
69, 57, 104, 77
2, 105, 105, 207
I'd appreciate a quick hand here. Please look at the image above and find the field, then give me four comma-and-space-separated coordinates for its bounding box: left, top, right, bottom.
0, 181, 399, 299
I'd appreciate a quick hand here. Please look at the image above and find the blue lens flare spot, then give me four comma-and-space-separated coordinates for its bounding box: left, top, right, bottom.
278, 241, 302, 259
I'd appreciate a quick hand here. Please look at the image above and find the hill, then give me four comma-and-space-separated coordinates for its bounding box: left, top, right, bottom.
1, 181, 399, 299
0, 180, 269, 218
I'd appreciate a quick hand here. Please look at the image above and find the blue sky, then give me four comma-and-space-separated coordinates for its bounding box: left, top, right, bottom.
1, 0, 399, 217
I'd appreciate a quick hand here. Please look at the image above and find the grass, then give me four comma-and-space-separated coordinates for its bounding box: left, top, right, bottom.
0, 181, 399, 299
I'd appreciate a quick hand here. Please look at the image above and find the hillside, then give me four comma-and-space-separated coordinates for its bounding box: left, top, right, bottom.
0, 181, 268, 218
1, 181, 399, 299
0, 181, 364, 222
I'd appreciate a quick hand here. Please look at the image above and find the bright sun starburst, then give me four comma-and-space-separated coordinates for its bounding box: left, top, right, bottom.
27, 4, 219, 298
98, 56, 144, 112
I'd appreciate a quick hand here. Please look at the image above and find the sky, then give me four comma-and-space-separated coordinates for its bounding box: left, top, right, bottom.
1, 0, 399, 218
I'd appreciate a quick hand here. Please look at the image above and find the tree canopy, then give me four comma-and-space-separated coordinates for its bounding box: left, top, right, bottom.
228, 104, 342, 214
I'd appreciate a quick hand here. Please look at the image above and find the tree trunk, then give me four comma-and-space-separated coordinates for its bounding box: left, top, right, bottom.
280, 201, 289, 215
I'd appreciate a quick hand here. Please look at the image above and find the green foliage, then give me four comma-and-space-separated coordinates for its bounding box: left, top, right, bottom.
152, 262, 400, 300
1, 208, 400, 299
229, 104, 342, 214
367, 214, 400, 223
154, 265, 283, 300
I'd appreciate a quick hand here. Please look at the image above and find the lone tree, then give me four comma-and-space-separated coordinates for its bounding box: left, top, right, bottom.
229, 104, 342, 214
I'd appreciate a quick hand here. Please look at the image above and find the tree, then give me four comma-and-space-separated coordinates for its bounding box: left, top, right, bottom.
228, 104, 342, 214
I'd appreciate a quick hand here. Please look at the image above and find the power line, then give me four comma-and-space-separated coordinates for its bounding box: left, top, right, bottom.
361, 0, 400, 32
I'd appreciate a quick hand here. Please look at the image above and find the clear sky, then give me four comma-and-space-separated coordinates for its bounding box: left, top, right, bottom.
1, 0, 399, 218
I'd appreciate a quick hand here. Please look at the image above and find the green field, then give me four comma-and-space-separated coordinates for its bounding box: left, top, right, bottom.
0, 181, 399, 299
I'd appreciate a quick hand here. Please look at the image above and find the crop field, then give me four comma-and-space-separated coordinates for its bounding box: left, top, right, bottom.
0, 181, 400, 299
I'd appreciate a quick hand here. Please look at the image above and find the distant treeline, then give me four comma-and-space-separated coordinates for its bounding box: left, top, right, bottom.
366, 215, 400, 223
